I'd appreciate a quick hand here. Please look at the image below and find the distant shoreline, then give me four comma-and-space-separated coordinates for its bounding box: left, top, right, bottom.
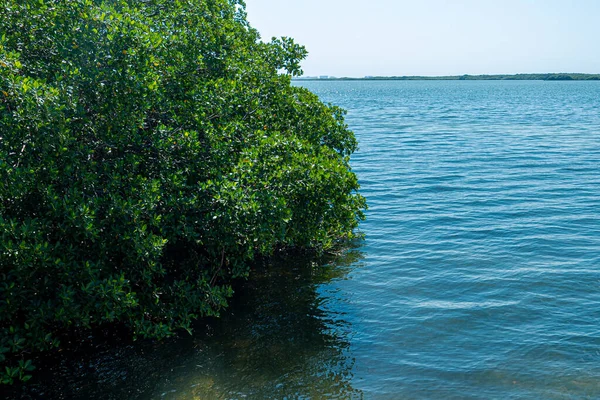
294, 73, 600, 81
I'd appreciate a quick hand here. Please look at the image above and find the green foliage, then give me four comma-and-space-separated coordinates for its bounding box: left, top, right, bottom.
0, 0, 365, 384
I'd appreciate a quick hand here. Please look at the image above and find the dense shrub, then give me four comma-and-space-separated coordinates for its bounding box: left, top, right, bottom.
0, 0, 365, 384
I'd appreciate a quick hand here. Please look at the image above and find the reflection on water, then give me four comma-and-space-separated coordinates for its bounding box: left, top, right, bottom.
14, 245, 365, 399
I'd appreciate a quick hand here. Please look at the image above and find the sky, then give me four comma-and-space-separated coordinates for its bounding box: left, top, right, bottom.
244, 0, 600, 77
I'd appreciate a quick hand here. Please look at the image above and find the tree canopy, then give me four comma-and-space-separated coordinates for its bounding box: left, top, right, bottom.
0, 0, 365, 384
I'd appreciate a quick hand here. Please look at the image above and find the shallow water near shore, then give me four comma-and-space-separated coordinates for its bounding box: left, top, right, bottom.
11, 249, 365, 399
13, 80, 600, 399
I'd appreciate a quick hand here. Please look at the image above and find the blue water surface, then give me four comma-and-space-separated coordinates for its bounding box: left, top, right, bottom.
300, 80, 600, 399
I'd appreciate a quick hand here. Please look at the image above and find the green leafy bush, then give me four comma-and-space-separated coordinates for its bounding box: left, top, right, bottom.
0, 0, 365, 384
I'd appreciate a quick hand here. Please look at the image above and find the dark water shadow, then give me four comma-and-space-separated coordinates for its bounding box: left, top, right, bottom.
9, 244, 365, 399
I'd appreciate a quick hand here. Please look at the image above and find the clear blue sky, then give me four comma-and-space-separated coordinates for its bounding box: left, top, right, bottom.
244, 0, 600, 77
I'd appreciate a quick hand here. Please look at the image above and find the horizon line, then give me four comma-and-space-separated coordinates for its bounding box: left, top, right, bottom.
294, 73, 600, 81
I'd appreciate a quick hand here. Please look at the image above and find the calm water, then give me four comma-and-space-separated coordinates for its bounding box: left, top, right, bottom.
15, 80, 600, 399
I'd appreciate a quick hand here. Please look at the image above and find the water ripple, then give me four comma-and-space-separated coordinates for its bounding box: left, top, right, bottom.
301, 80, 600, 399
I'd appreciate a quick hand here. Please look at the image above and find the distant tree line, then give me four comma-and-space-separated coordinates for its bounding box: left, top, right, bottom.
297, 73, 600, 81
